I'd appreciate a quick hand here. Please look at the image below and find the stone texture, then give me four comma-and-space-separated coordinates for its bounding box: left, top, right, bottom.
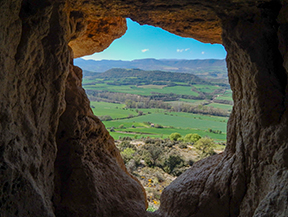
1, 0, 288, 217
155, 2, 288, 217
0, 1, 70, 216
69, 17, 127, 58
68, 0, 223, 44
53, 49, 147, 216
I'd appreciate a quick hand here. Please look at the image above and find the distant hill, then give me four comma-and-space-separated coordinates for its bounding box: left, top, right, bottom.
75, 58, 228, 79
92, 68, 207, 85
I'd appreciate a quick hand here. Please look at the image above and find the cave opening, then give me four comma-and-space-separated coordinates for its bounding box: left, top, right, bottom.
74, 18, 230, 210
2, 1, 288, 216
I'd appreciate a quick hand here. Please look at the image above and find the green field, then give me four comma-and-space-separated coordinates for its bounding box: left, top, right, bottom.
216, 90, 233, 101
90, 101, 138, 118
192, 84, 220, 93
84, 69, 232, 142
90, 101, 228, 141
85, 83, 199, 96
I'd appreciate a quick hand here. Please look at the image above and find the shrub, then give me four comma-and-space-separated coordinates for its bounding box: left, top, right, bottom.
184, 133, 201, 143
169, 133, 182, 141
120, 148, 135, 164
162, 151, 184, 175
154, 124, 163, 128
121, 137, 132, 141
118, 141, 136, 151
194, 137, 216, 159
119, 124, 125, 129
140, 143, 163, 167
99, 115, 112, 121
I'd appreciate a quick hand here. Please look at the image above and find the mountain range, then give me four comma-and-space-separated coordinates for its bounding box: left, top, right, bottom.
75, 58, 228, 79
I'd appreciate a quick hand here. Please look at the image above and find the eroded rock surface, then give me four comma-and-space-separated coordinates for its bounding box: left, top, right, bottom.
53, 50, 147, 216
69, 17, 127, 58
1, 0, 288, 216
0, 1, 70, 216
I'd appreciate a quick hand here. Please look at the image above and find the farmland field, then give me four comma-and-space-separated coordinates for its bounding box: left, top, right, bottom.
90, 102, 228, 141
84, 68, 233, 142
85, 83, 200, 96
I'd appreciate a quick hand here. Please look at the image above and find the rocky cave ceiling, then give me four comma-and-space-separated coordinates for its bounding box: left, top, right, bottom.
1, 0, 288, 216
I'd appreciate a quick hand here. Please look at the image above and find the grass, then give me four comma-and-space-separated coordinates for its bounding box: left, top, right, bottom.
84, 83, 199, 96
95, 104, 228, 141
147, 206, 157, 212
192, 84, 220, 93
90, 101, 138, 119
179, 99, 207, 104
207, 103, 233, 111
216, 90, 233, 101
115, 113, 227, 132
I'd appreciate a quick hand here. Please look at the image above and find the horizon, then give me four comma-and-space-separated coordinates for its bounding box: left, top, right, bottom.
78, 57, 226, 62
81, 18, 227, 61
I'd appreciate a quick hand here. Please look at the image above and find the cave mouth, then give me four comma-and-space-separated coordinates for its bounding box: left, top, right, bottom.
75, 18, 230, 210
3, 1, 288, 216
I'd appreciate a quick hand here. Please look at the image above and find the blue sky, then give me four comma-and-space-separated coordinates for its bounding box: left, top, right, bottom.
82, 18, 226, 61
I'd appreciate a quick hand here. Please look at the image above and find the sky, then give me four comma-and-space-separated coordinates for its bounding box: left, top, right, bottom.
82, 18, 227, 61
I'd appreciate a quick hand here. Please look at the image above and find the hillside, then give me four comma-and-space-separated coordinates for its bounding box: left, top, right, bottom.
89, 68, 207, 85
75, 58, 228, 79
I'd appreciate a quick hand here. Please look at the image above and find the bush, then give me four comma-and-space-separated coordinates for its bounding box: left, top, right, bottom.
154, 124, 163, 128
119, 124, 125, 129
120, 148, 136, 164
194, 137, 216, 159
99, 115, 113, 121
169, 133, 182, 141
118, 141, 136, 151
140, 143, 163, 167
121, 137, 132, 141
162, 151, 184, 175
184, 133, 201, 143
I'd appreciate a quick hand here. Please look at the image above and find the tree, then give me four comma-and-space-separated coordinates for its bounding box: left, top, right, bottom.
194, 137, 216, 159
163, 151, 184, 175
169, 133, 182, 141
184, 133, 201, 143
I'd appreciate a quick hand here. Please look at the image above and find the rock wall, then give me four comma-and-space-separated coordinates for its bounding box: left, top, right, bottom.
156, 2, 288, 217
53, 49, 147, 216
0, 1, 70, 216
1, 0, 288, 216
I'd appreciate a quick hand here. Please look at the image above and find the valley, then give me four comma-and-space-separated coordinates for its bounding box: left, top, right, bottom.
80, 60, 232, 210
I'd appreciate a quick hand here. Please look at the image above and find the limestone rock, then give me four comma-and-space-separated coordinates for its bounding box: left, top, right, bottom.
1, 0, 288, 217
53, 50, 147, 216
0, 1, 70, 216
69, 17, 127, 58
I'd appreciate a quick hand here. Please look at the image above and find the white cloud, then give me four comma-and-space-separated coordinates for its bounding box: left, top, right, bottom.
177, 48, 190, 53
141, 49, 149, 52
201, 51, 205, 54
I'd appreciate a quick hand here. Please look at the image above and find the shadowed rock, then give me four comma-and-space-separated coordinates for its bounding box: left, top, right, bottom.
1, 0, 288, 216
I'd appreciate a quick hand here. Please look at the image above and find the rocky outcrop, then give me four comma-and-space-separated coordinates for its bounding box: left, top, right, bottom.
0, 1, 70, 216
156, 2, 288, 217
69, 17, 127, 58
53, 49, 147, 216
1, 0, 288, 217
